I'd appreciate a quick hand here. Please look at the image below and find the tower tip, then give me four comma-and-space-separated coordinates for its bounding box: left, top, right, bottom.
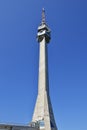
42, 8, 45, 11
42, 8, 46, 24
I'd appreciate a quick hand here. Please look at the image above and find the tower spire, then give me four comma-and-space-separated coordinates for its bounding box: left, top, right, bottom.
42, 8, 46, 24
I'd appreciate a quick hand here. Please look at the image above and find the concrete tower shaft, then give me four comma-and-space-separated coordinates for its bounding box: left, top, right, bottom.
32, 9, 57, 130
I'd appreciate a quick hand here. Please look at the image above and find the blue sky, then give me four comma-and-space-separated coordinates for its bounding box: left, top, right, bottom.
0, 0, 87, 130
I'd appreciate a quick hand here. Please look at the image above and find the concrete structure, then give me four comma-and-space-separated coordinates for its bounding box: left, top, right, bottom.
32, 9, 57, 130
0, 124, 38, 130
0, 9, 57, 130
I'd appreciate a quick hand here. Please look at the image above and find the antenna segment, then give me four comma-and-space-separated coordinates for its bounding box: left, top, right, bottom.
42, 8, 46, 24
